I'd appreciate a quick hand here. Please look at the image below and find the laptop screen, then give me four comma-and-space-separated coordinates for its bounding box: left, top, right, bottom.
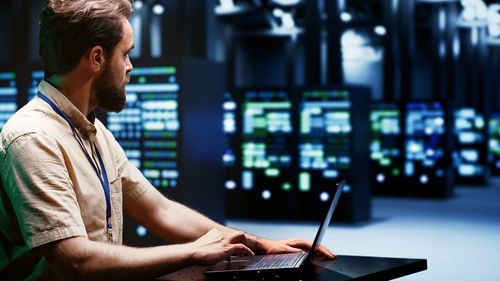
305, 180, 345, 261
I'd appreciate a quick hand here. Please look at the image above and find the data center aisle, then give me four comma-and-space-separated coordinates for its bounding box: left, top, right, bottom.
227, 178, 500, 280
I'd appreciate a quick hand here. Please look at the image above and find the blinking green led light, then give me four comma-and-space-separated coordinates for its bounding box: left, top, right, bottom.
380, 158, 391, 166
0, 72, 15, 79
282, 182, 291, 191
392, 168, 401, 176
162, 67, 176, 74
265, 169, 280, 177
327, 156, 337, 163
371, 151, 382, 160
139, 76, 146, 84
299, 172, 311, 192
301, 113, 311, 134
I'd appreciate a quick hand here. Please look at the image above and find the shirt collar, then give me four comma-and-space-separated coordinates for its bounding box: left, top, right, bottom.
38, 80, 98, 140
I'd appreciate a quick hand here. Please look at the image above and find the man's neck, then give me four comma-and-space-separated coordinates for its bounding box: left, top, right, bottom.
47, 73, 96, 117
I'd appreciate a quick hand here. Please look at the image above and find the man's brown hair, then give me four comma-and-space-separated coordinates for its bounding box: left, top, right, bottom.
39, 0, 133, 77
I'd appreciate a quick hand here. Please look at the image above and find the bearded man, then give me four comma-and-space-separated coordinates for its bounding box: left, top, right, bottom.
0, 1, 334, 280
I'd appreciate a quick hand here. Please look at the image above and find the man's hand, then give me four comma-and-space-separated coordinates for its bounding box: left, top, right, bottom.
257, 238, 336, 259
189, 229, 255, 265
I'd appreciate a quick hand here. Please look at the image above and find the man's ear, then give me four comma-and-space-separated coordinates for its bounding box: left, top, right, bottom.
88, 46, 106, 73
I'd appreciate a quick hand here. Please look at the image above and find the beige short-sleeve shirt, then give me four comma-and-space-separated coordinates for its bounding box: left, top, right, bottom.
0, 80, 150, 280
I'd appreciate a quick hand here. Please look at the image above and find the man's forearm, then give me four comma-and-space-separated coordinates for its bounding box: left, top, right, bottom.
45, 237, 195, 281
150, 200, 265, 253
126, 188, 232, 243
125, 188, 265, 253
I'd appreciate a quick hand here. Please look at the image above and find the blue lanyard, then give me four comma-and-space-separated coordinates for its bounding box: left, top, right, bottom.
38, 92, 113, 236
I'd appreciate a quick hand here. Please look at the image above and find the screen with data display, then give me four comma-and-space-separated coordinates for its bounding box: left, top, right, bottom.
489, 113, 500, 175
453, 108, 487, 182
404, 102, 447, 186
107, 66, 180, 189
298, 89, 352, 203
0, 72, 17, 132
370, 103, 402, 189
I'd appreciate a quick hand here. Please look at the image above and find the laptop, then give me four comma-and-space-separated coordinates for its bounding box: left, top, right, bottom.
203, 180, 345, 280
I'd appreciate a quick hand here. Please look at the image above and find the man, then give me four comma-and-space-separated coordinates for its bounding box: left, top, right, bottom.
0, 0, 335, 280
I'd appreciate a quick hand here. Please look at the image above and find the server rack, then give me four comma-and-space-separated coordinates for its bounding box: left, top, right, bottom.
297, 86, 371, 222
225, 87, 296, 220
402, 101, 454, 198
225, 85, 371, 223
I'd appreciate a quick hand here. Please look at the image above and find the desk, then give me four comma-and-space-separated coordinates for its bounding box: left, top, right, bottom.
154, 255, 427, 281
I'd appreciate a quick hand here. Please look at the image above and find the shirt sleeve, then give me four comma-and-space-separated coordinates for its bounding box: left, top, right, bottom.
1, 132, 88, 249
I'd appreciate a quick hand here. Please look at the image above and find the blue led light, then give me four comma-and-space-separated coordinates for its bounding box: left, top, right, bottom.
136, 225, 148, 237
405, 162, 415, 176
435, 169, 444, 177
319, 192, 330, 202
458, 165, 477, 176
242, 171, 253, 190
420, 175, 429, 184
262, 189, 272, 200
376, 173, 385, 183
461, 150, 479, 162
223, 101, 237, 111
323, 170, 339, 178
223, 152, 235, 164
225, 180, 236, 190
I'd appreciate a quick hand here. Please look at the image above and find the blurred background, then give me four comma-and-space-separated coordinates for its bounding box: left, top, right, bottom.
1, 0, 499, 279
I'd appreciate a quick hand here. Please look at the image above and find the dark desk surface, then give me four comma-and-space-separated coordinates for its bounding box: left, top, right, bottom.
154, 255, 427, 281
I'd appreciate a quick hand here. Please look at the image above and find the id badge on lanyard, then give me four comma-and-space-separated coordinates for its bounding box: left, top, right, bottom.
38, 92, 114, 241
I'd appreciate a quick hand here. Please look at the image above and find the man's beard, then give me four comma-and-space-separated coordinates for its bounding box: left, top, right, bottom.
94, 64, 127, 113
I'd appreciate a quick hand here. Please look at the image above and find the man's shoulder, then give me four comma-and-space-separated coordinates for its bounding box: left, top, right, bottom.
0, 100, 55, 151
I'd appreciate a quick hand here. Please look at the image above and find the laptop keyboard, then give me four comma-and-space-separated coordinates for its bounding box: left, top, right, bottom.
245, 252, 308, 270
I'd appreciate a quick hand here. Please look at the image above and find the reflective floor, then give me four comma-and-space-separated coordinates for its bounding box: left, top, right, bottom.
227, 177, 500, 280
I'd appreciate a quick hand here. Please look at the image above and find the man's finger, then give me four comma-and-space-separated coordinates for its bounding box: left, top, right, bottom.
286, 239, 313, 250
227, 231, 247, 244
314, 246, 336, 259
286, 240, 335, 259
283, 246, 305, 254
229, 243, 255, 257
